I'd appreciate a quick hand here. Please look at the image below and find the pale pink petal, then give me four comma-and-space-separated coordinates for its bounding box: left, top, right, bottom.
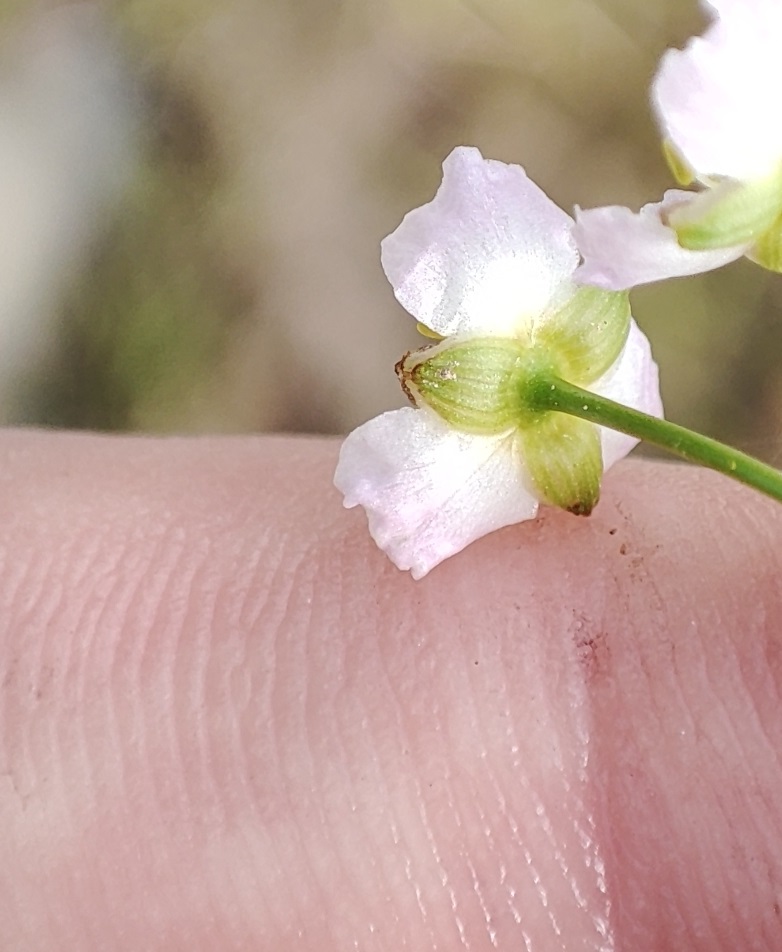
653, 4, 782, 181
334, 406, 538, 579
380, 146, 579, 339
590, 320, 664, 471
573, 191, 745, 290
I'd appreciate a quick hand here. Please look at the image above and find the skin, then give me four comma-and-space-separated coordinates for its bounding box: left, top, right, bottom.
1, 430, 781, 951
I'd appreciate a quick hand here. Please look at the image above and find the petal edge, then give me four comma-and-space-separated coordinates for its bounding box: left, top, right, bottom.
334, 406, 539, 578
574, 192, 745, 290
381, 146, 579, 338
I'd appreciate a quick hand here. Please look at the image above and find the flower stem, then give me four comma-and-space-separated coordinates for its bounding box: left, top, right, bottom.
527, 373, 782, 504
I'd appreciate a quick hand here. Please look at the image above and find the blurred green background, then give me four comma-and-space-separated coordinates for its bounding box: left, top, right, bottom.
1, 0, 781, 463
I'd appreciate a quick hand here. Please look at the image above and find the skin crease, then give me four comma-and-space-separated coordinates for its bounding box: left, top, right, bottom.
0, 431, 781, 951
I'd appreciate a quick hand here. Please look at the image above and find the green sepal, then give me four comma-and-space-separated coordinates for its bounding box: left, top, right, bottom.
519, 412, 603, 515
399, 337, 545, 435
668, 174, 782, 250
663, 139, 696, 187
747, 211, 782, 273
535, 287, 631, 387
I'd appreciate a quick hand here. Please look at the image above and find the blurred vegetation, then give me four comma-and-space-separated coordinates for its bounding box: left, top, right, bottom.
37, 75, 240, 430
0, 0, 780, 461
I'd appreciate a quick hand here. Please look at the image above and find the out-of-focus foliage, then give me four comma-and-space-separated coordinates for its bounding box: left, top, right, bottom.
0, 0, 780, 459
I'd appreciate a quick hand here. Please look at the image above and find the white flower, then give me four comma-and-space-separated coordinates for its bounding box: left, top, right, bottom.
334, 147, 662, 579
575, 0, 782, 290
